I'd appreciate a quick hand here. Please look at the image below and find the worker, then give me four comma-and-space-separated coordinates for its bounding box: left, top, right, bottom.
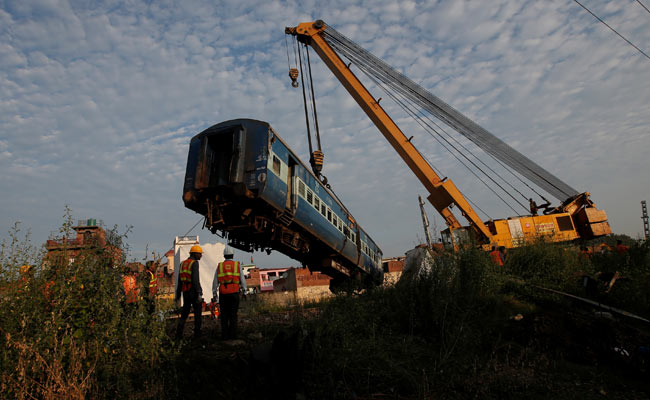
175, 245, 204, 340
212, 246, 248, 340
529, 197, 551, 216
144, 261, 159, 314
579, 245, 592, 260
122, 267, 139, 306
489, 245, 504, 267
616, 240, 629, 255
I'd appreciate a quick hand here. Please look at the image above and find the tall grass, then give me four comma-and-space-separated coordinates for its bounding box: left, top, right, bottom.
0, 212, 176, 399
298, 239, 650, 398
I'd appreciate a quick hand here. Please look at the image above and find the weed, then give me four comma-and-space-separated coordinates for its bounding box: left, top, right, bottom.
0, 210, 176, 399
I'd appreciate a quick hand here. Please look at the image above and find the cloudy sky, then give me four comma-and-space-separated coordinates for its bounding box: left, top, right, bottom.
1, 0, 649, 267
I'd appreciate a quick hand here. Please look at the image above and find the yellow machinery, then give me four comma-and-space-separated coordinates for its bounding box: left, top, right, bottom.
286, 20, 611, 250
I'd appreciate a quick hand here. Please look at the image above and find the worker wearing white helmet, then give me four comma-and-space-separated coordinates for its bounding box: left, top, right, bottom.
212, 245, 247, 340
174, 244, 205, 340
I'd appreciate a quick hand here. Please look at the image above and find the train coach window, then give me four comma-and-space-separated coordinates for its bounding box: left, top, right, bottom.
272, 156, 281, 175
327, 209, 332, 222
321, 204, 326, 217
314, 197, 320, 210
306, 189, 313, 204
344, 226, 349, 238
298, 180, 306, 198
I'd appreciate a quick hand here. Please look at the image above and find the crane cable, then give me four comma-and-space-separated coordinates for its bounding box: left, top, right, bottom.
295, 39, 328, 184
322, 28, 561, 212
322, 39, 504, 218
362, 70, 514, 218
297, 41, 314, 160
326, 34, 528, 214
322, 26, 579, 202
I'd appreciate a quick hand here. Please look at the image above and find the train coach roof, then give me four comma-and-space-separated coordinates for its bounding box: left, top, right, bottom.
193, 118, 270, 139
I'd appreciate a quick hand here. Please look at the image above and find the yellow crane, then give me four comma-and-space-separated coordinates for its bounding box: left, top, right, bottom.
285, 20, 611, 249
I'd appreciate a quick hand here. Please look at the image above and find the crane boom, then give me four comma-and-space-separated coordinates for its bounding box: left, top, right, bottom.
286, 20, 492, 242
286, 20, 611, 248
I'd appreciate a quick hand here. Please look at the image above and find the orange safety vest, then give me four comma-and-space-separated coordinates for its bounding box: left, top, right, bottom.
179, 259, 195, 292
489, 250, 504, 266
123, 275, 138, 303
148, 270, 158, 294
217, 260, 240, 294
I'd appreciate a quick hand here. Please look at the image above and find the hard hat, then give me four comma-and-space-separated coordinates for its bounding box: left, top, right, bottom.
19, 265, 32, 274
223, 246, 234, 257
190, 245, 203, 254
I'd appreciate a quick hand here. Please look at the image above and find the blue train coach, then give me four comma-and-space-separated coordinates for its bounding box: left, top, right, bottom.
182, 119, 384, 288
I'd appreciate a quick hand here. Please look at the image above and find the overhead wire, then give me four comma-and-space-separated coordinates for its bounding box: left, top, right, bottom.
573, 0, 650, 61
636, 0, 650, 14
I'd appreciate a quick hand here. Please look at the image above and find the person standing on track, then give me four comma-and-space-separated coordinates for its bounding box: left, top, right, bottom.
212, 246, 247, 340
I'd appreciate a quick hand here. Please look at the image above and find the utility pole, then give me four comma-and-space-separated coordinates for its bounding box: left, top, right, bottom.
642, 200, 649, 241
418, 195, 433, 249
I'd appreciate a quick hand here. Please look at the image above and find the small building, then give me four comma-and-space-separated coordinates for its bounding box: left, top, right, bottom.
164, 249, 175, 273
382, 256, 405, 285
258, 268, 290, 292
269, 267, 333, 304
45, 219, 121, 267
242, 265, 261, 294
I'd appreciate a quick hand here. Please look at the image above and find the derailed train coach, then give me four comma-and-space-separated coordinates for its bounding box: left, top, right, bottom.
182, 119, 384, 288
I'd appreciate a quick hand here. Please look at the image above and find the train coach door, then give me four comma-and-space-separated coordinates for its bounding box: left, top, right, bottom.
286, 158, 298, 212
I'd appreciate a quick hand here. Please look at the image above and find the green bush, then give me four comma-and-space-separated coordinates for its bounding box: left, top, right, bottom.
504, 239, 582, 291
0, 213, 175, 399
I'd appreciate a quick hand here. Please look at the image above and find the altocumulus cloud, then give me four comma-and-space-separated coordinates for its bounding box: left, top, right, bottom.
1, 0, 648, 266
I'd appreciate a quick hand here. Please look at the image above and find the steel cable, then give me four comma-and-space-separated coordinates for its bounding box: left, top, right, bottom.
323, 26, 580, 201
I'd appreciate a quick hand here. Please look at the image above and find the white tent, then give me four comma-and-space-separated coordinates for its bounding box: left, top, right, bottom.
173, 236, 225, 305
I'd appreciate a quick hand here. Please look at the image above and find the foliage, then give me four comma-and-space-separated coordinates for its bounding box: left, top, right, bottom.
297, 240, 650, 398
299, 246, 515, 398
0, 210, 176, 399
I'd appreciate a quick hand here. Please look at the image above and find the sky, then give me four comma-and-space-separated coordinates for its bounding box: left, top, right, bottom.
1, 0, 649, 267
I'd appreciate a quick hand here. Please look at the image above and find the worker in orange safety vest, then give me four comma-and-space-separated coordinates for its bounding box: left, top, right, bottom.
489, 245, 504, 267
175, 245, 204, 340
212, 246, 247, 340
122, 267, 139, 305
616, 240, 629, 255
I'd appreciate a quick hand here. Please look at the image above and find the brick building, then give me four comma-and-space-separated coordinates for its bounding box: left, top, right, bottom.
382, 256, 405, 285
272, 267, 332, 302
45, 219, 121, 267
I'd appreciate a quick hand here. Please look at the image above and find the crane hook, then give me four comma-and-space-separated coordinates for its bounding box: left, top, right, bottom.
289, 68, 299, 88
